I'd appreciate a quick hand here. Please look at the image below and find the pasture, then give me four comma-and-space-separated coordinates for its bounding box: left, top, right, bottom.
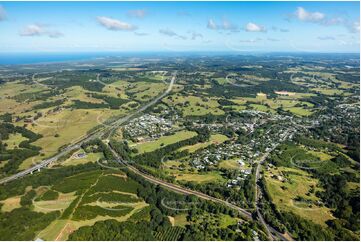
178, 134, 229, 153
134, 130, 197, 154
172, 171, 225, 183
4, 133, 28, 149
20, 108, 122, 170
265, 166, 334, 226
163, 94, 224, 116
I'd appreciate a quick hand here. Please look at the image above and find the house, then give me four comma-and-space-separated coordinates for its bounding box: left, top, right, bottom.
238, 159, 245, 166
77, 153, 87, 158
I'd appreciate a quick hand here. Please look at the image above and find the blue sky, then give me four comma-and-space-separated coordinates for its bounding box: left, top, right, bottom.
0, 1, 359, 53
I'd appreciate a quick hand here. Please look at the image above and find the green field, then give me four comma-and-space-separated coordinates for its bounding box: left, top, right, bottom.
250, 103, 275, 113
20, 108, 123, 170
163, 94, 224, 116
134, 130, 197, 154
178, 134, 229, 153
218, 158, 250, 170
265, 166, 334, 226
172, 171, 225, 183
4, 133, 28, 149
173, 213, 189, 227
284, 107, 314, 116
311, 88, 344, 96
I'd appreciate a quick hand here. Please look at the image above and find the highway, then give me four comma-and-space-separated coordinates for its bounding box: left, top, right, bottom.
1, 71, 293, 240
106, 143, 253, 220
107, 139, 295, 240
0, 72, 176, 185
254, 129, 294, 241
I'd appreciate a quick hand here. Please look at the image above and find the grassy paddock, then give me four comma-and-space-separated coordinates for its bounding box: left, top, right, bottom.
265, 166, 334, 225
134, 130, 197, 154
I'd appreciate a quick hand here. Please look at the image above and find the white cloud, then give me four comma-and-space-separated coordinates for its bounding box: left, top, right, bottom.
19, 24, 63, 38
292, 7, 359, 34
0, 5, 6, 21
159, 28, 186, 40
347, 21, 360, 33
207, 19, 218, 30
97, 16, 137, 31
207, 19, 238, 31
127, 9, 147, 18
221, 20, 237, 30
295, 7, 325, 22
245, 22, 266, 32
323, 17, 344, 26
20, 24, 44, 36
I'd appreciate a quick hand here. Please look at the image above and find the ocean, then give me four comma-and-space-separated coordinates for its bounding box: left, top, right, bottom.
0, 52, 116, 65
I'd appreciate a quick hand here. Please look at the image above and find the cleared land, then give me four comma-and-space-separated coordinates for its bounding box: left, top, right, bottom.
178, 134, 229, 153
265, 166, 334, 226
134, 130, 197, 154
163, 94, 224, 116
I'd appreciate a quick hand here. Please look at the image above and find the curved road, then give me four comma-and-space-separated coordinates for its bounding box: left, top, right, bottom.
107, 143, 253, 220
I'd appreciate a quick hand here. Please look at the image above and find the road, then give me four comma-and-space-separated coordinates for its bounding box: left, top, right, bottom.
253, 130, 294, 241
2, 71, 292, 240
106, 143, 253, 220
108, 140, 295, 240
0, 72, 176, 185
254, 151, 275, 240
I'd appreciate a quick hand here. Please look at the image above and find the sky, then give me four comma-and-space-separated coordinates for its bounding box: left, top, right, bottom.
0, 1, 359, 53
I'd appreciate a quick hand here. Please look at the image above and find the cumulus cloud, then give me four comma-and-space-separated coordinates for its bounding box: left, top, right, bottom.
245, 22, 266, 32
207, 18, 238, 31
19, 24, 63, 38
318, 36, 335, 40
0, 5, 6, 21
127, 9, 147, 18
97, 16, 137, 31
295, 7, 325, 22
159, 28, 186, 40
290, 7, 359, 33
